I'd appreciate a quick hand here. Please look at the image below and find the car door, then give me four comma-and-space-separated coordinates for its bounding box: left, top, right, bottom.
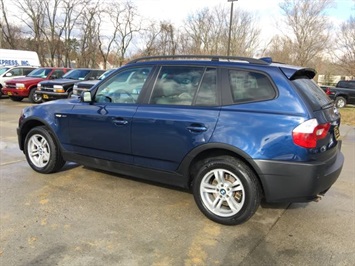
65, 66, 153, 163
132, 66, 220, 171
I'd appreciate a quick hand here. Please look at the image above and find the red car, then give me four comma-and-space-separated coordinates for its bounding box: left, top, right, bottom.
2, 67, 70, 103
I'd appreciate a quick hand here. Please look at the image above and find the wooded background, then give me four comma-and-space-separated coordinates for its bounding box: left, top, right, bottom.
1, 0, 354, 80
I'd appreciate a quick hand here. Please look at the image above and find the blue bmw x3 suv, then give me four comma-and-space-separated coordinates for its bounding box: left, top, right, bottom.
17, 55, 344, 225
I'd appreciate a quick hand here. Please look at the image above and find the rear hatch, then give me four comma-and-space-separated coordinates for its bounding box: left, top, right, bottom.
289, 70, 341, 156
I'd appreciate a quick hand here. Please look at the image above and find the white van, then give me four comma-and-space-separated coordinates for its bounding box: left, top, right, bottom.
0, 49, 40, 96
0, 49, 40, 67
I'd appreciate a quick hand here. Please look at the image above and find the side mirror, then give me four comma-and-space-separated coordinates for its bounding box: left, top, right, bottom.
5, 73, 13, 77
82, 91, 92, 103
50, 75, 57, 79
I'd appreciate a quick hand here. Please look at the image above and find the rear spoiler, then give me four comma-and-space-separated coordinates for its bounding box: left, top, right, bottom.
280, 67, 316, 80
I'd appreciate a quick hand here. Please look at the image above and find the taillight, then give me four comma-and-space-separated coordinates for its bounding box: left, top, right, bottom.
292, 119, 330, 148
326, 88, 331, 95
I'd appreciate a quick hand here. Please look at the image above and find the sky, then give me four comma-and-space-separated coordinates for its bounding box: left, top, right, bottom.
134, 0, 353, 22
133, 0, 354, 42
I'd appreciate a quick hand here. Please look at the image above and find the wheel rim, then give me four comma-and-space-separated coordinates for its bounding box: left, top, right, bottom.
337, 99, 345, 108
27, 134, 50, 168
200, 168, 245, 217
33, 92, 42, 103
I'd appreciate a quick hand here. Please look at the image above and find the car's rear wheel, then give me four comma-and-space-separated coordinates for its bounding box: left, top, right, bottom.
24, 126, 65, 173
192, 156, 261, 225
29, 89, 42, 103
335, 96, 346, 108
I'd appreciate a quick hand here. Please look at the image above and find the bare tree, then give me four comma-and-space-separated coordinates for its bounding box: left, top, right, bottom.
61, 0, 90, 67
228, 8, 261, 56
14, 0, 46, 62
183, 8, 216, 54
265, 35, 294, 63
334, 16, 355, 76
114, 1, 141, 66
182, 5, 260, 56
138, 21, 178, 56
77, 1, 101, 68
137, 22, 162, 56
278, 0, 334, 66
97, 1, 124, 69
41, 0, 64, 66
0, 0, 22, 49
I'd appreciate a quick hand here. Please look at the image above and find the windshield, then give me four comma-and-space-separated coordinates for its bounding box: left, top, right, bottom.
27, 68, 52, 78
98, 69, 116, 80
63, 69, 90, 80
0, 67, 10, 75
292, 78, 332, 109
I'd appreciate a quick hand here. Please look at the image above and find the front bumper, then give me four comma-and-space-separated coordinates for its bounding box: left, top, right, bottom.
36, 90, 68, 101
2, 88, 28, 97
254, 143, 344, 202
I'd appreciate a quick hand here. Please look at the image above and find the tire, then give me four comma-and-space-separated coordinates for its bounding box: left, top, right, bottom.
335, 96, 346, 108
192, 156, 261, 225
24, 126, 66, 174
29, 89, 42, 103
10, 96, 24, 102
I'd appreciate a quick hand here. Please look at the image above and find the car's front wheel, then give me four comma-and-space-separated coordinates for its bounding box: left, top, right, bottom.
192, 156, 261, 225
29, 89, 42, 103
24, 126, 66, 173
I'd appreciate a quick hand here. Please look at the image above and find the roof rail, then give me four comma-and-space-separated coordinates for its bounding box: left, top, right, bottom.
128, 55, 270, 65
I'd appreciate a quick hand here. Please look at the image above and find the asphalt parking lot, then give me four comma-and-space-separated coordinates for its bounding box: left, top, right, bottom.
1, 98, 354, 266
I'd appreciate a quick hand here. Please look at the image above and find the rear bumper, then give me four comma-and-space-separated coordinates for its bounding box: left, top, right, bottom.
254, 144, 344, 202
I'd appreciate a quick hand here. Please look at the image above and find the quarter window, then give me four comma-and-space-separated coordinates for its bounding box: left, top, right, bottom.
229, 70, 275, 103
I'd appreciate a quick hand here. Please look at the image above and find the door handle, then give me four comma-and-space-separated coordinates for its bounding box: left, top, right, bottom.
112, 118, 128, 125
187, 124, 207, 133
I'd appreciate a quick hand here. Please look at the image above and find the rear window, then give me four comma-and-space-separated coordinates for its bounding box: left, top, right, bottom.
292, 78, 332, 109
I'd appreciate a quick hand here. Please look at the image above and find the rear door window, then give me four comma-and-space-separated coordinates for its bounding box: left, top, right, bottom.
149, 66, 204, 105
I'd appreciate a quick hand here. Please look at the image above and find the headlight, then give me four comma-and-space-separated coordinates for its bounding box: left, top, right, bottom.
37, 84, 42, 90
53, 85, 65, 93
73, 84, 78, 89
16, 83, 25, 89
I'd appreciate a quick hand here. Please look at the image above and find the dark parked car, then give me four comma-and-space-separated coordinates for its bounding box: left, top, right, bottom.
36, 68, 105, 101
321, 80, 355, 108
72, 69, 116, 96
17, 55, 344, 225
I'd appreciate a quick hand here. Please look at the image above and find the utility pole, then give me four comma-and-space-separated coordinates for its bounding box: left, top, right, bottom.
227, 0, 238, 56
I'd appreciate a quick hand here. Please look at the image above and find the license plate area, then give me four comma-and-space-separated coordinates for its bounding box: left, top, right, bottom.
334, 126, 340, 140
